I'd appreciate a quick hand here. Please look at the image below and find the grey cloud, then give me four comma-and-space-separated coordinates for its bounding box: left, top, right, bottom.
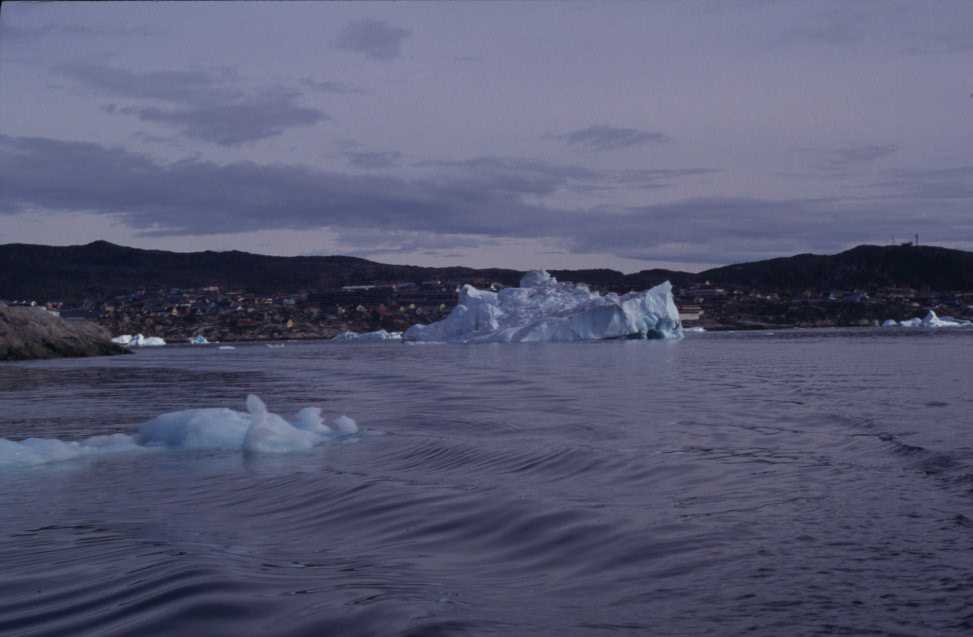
420, 157, 713, 195
1, 23, 161, 41
334, 19, 411, 61
117, 90, 327, 146
553, 125, 670, 152
59, 63, 326, 145
874, 166, 973, 201
344, 151, 402, 170
791, 143, 899, 176
2, 135, 970, 266
59, 62, 240, 105
784, 12, 865, 47
300, 77, 366, 95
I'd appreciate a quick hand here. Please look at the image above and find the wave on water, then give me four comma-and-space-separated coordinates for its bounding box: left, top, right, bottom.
0, 395, 359, 467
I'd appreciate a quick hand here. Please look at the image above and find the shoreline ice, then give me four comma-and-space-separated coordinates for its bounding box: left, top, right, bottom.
331, 329, 403, 343
882, 310, 972, 329
111, 333, 167, 347
0, 395, 358, 467
404, 270, 683, 343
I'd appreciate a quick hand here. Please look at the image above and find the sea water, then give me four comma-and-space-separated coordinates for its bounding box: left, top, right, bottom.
1, 329, 972, 635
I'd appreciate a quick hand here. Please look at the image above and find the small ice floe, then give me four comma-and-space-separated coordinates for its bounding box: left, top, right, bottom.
189, 335, 210, 345
684, 326, 707, 333
331, 329, 403, 343
111, 334, 167, 346
218, 345, 236, 350
0, 395, 359, 467
266, 343, 285, 349
403, 270, 683, 343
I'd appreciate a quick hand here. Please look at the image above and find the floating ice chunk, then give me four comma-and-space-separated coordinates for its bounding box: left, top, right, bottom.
0, 395, 361, 468
137, 408, 252, 449
332, 329, 403, 342
881, 319, 899, 327
404, 270, 682, 343
189, 335, 209, 345
293, 407, 332, 434
112, 334, 166, 346
685, 326, 707, 333
0, 434, 141, 467
889, 311, 972, 329
218, 345, 236, 350
332, 415, 359, 434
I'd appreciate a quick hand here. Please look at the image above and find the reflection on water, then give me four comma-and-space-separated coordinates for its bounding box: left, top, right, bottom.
2, 330, 972, 635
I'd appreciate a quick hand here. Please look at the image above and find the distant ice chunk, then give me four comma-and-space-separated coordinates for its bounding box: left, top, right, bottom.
685, 326, 707, 333
886, 311, 972, 329
0, 395, 360, 467
189, 335, 209, 345
332, 329, 403, 343
404, 270, 683, 343
111, 333, 167, 346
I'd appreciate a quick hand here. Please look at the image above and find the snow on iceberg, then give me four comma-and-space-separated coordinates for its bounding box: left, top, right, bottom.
331, 329, 403, 343
403, 270, 683, 343
0, 395, 359, 468
111, 334, 167, 347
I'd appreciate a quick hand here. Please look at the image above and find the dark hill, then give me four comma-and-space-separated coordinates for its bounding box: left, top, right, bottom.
699, 244, 973, 292
0, 241, 970, 303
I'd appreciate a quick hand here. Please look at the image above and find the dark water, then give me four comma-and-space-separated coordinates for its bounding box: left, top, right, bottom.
1, 330, 972, 636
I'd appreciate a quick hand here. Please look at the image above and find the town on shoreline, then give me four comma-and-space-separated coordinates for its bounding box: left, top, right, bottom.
2, 241, 972, 343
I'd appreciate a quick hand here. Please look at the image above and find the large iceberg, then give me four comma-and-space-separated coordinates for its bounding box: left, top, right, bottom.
403, 270, 683, 343
0, 395, 359, 467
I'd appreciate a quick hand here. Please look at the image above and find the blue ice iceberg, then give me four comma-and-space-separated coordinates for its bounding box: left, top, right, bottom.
0, 395, 358, 467
404, 270, 683, 343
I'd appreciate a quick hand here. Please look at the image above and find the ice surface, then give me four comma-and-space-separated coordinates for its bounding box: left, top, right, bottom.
882, 311, 972, 328
111, 334, 167, 346
332, 329, 403, 342
404, 270, 683, 343
189, 335, 209, 345
0, 395, 359, 467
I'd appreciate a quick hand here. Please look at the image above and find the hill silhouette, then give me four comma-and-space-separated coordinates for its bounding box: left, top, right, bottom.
0, 241, 970, 303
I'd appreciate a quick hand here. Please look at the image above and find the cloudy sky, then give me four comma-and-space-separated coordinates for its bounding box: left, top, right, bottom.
1, 1, 971, 272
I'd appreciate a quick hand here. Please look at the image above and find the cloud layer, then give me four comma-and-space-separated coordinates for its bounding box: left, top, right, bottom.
554, 126, 670, 152
60, 63, 327, 145
3, 135, 970, 265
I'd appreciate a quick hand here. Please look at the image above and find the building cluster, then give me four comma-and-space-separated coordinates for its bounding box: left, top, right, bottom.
7, 279, 478, 342
5, 278, 973, 340
672, 284, 973, 329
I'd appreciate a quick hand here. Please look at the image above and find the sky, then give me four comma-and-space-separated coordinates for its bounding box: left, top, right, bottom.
1, 1, 971, 273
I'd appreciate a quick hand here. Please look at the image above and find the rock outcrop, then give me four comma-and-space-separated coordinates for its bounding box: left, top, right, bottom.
0, 306, 128, 361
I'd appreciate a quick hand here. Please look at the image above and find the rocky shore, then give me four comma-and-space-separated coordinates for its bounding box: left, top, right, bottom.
0, 306, 129, 361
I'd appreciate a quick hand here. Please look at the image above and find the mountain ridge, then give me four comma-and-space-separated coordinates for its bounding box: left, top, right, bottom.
1, 240, 971, 303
